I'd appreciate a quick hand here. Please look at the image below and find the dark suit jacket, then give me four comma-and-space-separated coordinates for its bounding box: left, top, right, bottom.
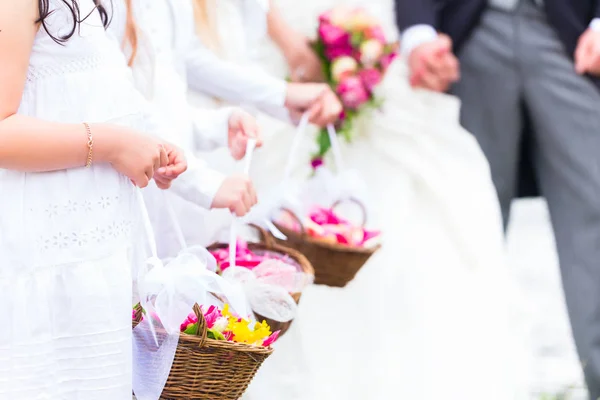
394, 0, 600, 198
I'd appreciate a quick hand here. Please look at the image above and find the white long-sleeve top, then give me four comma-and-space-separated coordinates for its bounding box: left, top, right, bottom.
108, 0, 290, 201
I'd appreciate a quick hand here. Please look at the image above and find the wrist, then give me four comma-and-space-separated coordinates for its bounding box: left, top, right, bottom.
401, 24, 438, 58
91, 123, 120, 164
282, 35, 310, 62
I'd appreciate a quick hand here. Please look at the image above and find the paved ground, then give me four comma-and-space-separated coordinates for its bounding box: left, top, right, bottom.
507, 199, 587, 400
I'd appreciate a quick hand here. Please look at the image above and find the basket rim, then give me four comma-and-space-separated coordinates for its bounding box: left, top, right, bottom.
207, 241, 316, 277
273, 223, 382, 255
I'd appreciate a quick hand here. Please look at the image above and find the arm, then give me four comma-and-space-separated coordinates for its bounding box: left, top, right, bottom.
169, 151, 258, 216
190, 107, 233, 151
0, 1, 182, 188
266, 0, 305, 67
0, 1, 110, 172
266, 0, 324, 82
185, 36, 290, 121
169, 150, 225, 209
395, 0, 439, 57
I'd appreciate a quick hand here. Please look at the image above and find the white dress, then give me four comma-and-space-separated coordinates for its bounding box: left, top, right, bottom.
227, 1, 531, 400
0, 2, 149, 398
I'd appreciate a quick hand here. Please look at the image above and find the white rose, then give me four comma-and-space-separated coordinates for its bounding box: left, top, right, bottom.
212, 317, 228, 333
360, 39, 384, 67
331, 56, 358, 82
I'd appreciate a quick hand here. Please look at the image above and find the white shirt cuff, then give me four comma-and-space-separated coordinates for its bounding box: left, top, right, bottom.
401, 24, 438, 58
590, 18, 600, 32
169, 152, 226, 210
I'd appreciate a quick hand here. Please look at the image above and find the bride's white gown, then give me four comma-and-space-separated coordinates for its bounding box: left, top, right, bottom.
191, 0, 531, 399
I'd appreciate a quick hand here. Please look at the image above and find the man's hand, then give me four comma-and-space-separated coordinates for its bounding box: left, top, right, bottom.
228, 109, 263, 161
575, 28, 600, 76
285, 83, 343, 126
408, 34, 460, 92
211, 174, 257, 217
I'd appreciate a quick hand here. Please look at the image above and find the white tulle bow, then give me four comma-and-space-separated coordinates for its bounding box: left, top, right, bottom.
221, 262, 307, 323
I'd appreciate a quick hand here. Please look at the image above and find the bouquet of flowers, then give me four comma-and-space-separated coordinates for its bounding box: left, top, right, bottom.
276, 205, 381, 248
181, 304, 280, 346
311, 6, 397, 166
134, 304, 280, 347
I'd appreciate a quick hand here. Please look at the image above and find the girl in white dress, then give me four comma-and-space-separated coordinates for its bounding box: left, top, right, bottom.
108, 0, 343, 254
108, 0, 266, 258
190, 1, 531, 399
0, 1, 187, 398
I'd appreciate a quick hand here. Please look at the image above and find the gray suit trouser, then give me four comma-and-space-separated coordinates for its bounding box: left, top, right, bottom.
451, 1, 600, 398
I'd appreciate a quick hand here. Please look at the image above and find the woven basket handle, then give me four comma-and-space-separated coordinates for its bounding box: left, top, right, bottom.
248, 223, 277, 248
331, 197, 368, 227
277, 207, 307, 236
191, 304, 208, 346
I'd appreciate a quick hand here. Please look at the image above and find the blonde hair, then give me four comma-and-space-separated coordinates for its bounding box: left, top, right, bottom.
192, 0, 222, 55
123, 0, 139, 66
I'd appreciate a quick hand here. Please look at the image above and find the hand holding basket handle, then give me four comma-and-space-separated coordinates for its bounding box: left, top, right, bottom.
272, 123, 381, 287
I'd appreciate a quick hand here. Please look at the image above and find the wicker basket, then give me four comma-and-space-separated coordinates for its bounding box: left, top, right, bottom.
272, 199, 381, 288
132, 303, 273, 400
208, 225, 314, 337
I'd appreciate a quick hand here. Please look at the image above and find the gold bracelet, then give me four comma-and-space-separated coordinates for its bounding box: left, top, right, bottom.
83, 122, 93, 168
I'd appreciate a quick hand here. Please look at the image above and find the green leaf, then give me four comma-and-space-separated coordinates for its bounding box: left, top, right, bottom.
316, 128, 331, 158
350, 32, 365, 47
183, 323, 198, 335
207, 328, 226, 341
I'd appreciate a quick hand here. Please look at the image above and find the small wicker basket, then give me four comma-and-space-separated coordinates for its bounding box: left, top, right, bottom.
132, 303, 273, 400
208, 225, 314, 337
272, 199, 381, 288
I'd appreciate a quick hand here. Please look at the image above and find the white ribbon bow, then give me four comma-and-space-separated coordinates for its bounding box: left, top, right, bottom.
221, 262, 302, 323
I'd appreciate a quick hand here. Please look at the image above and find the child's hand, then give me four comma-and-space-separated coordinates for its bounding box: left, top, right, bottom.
285, 83, 343, 127
153, 142, 187, 189
101, 126, 168, 188
210, 174, 257, 216
228, 109, 263, 161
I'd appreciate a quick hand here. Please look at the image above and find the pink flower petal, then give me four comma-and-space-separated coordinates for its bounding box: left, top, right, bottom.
263, 330, 281, 347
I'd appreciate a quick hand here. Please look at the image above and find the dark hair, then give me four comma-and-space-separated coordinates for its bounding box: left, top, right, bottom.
37, 0, 112, 44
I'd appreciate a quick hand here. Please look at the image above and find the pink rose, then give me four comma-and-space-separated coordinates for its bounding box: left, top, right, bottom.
319, 10, 332, 24
359, 39, 384, 67
336, 76, 370, 109
325, 45, 354, 61
365, 26, 386, 43
380, 52, 397, 70
359, 68, 382, 92
318, 22, 350, 49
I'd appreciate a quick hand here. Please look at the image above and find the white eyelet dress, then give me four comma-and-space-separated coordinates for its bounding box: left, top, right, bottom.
0, 2, 150, 399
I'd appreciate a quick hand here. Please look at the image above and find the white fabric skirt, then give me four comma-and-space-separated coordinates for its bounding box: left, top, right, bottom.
0, 250, 133, 399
